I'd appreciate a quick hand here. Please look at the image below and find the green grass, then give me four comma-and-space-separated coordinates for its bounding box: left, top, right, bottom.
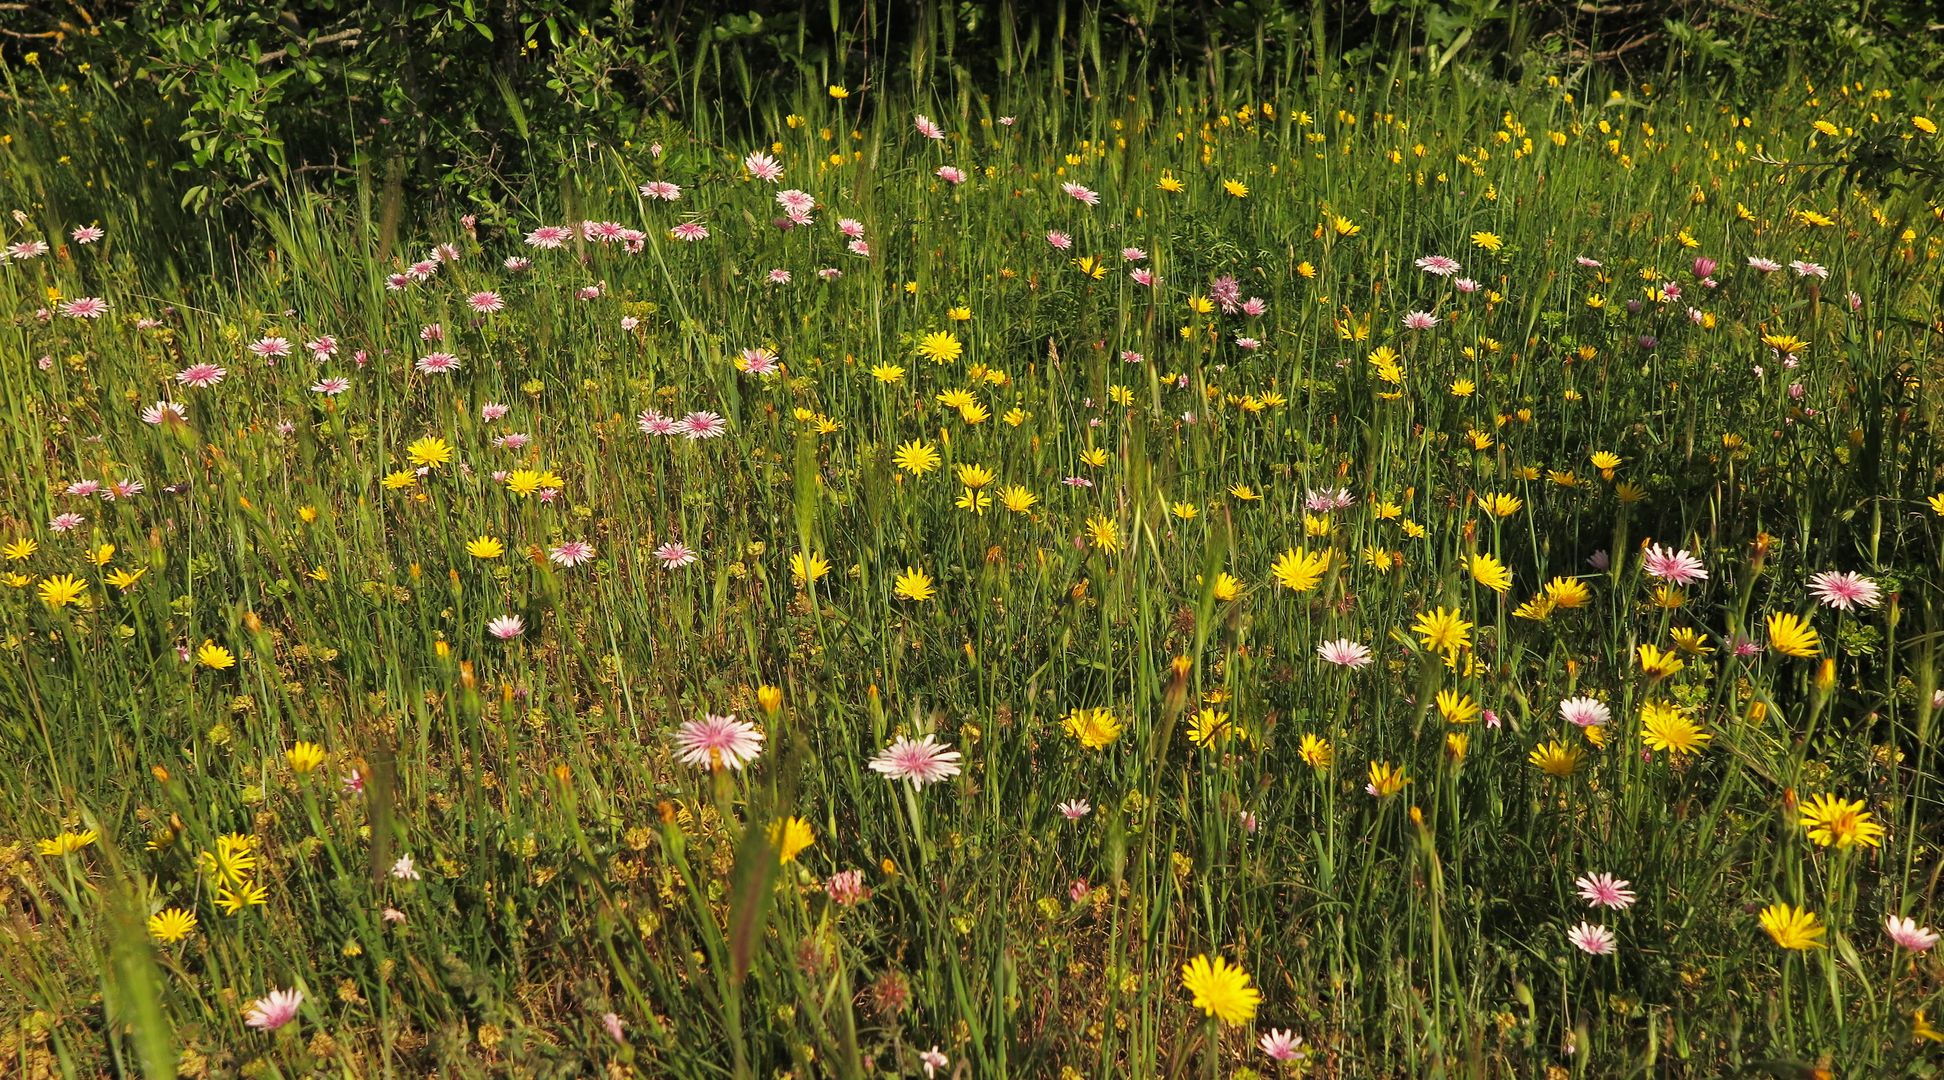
1, 57, 1943, 1079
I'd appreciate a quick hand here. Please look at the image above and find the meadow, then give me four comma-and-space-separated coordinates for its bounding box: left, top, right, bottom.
2, 57, 1944, 1079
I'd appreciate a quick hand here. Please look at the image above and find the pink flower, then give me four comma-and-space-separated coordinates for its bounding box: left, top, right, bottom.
549, 540, 595, 566
1058, 799, 1091, 820
637, 410, 678, 436
65, 480, 102, 497
1559, 696, 1610, 728
1641, 543, 1707, 586
431, 242, 460, 263
776, 189, 816, 217
467, 290, 504, 314
839, 217, 865, 239
577, 285, 603, 300
818, 267, 843, 280
669, 221, 710, 242
1046, 230, 1072, 251
1259, 1029, 1303, 1062
602, 1012, 626, 1044
768, 268, 792, 284
1121, 247, 1147, 262
6, 240, 49, 259
1454, 277, 1480, 293
936, 166, 966, 184
1061, 182, 1100, 206
1806, 570, 1881, 611
1747, 256, 1781, 273
487, 615, 524, 640
1414, 254, 1461, 276
305, 335, 338, 358
143, 401, 187, 425
998, 116, 1016, 126
1790, 259, 1828, 280
176, 363, 227, 388
674, 713, 765, 771
1069, 878, 1090, 901
738, 347, 781, 376
1120, 350, 1144, 364
382, 906, 406, 924
71, 225, 105, 244
391, 854, 420, 880
342, 768, 364, 795
1885, 915, 1939, 952
1317, 638, 1373, 668
654, 542, 699, 568
1402, 310, 1438, 330
481, 402, 509, 421
677, 411, 727, 439
59, 297, 109, 319
1305, 487, 1355, 511
1575, 255, 1602, 268
1234, 336, 1261, 350
525, 225, 573, 248
825, 869, 869, 904
1568, 922, 1617, 956
1241, 297, 1267, 316
1692, 256, 1717, 277
743, 151, 783, 182
918, 1046, 948, 1078
914, 114, 945, 140
1574, 872, 1636, 910
846, 239, 871, 257
1130, 268, 1156, 287
868, 734, 962, 788
244, 988, 303, 1031
639, 181, 681, 201
407, 260, 439, 281
415, 352, 460, 375
493, 433, 530, 449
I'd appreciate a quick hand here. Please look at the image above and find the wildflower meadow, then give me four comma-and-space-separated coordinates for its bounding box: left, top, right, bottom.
3, 10, 1944, 1077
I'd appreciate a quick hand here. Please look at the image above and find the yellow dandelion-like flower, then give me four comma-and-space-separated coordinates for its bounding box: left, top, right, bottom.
1528, 740, 1583, 778
286, 741, 327, 775
1758, 902, 1825, 950
1063, 707, 1124, 751
1411, 607, 1473, 655
196, 640, 237, 670
1765, 611, 1820, 658
894, 566, 936, 602
1641, 701, 1709, 757
770, 817, 816, 864
466, 536, 505, 560
148, 907, 198, 944
1180, 954, 1260, 1026
1270, 546, 1331, 593
1797, 793, 1885, 850
1470, 552, 1513, 594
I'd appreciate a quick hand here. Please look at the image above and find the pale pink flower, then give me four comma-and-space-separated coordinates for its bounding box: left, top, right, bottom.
738, 347, 780, 376
407, 259, 439, 281
420, 323, 445, 342
1641, 543, 1707, 586
817, 267, 843, 280
1062, 182, 1100, 206
310, 376, 350, 396
244, 988, 303, 1031
106, 478, 141, 500
176, 363, 226, 388
1454, 277, 1480, 293
1259, 1029, 1303, 1061
914, 114, 945, 140
1046, 230, 1072, 251
431, 242, 461, 263
776, 189, 816, 217
919, 1046, 948, 1078
1058, 799, 1091, 820
382, 906, 407, 924
1120, 350, 1144, 364
1790, 259, 1828, 280
1885, 915, 1939, 952
1559, 696, 1610, 728
467, 290, 504, 314
1747, 256, 1781, 273
71, 225, 105, 244
1415, 254, 1461, 276
669, 221, 710, 242
1402, 310, 1438, 330
549, 540, 595, 567
49, 512, 84, 533
143, 401, 187, 425
654, 542, 699, 568
1241, 297, 1267, 316
1234, 336, 1261, 350
846, 239, 871, 257
66, 480, 102, 497
525, 225, 573, 248
493, 433, 529, 450
577, 285, 602, 300
59, 297, 108, 319
838, 217, 865, 239
936, 166, 966, 184
391, 854, 420, 880
1575, 255, 1602, 268
6, 240, 49, 259
487, 615, 525, 640
868, 734, 962, 788
637, 410, 677, 436
385, 273, 411, 290
342, 768, 364, 795
1574, 872, 1636, 911
743, 150, 783, 182
601, 1012, 626, 1044
1317, 638, 1373, 668
639, 181, 681, 202
674, 713, 764, 770
481, 402, 509, 421
825, 869, 869, 904
1130, 268, 1156, 287
677, 411, 727, 439
1806, 570, 1881, 611
1305, 487, 1355, 511
415, 352, 460, 375
305, 335, 338, 358
767, 268, 792, 284
1568, 922, 1617, 955
1121, 247, 1147, 262
1069, 878, 1090, 901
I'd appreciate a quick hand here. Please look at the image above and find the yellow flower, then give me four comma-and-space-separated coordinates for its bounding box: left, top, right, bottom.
196, 640, 237, 670
1209, 572, 1243, 603
1180, 954, 1260, 1026
1668, 627, 1712, 655
1171, 501, 1199, 521
1528, 740, 1583, 778
1475, 492, 1523, 518
1914, 116, 1938, 135
1085, 514, 1120, 554
1298, 733, 1333, 769
828, 85, 850, 99
1080, 446, 1110, 468
504, 469, 545, 497
1470, 231, 1504, 251
466, 536, 505, 560
770, 817, 816, 863
382, 470, 418, 491
871, 363, 905, 384
893, 439, 941, 476
1931, 493, 1944, 517
1222, 178, 1248, 197
998, 485, 1038, 513
88, 543, 116, 567
1543, 576, 1590, 609
1228, 484, 1261, 502
215, 880, 270, 916
1063, 707, 1124, 750
1436, 688, 1479, 725
1758, 902, 1825, 951
916, 330, 963, 363
1916, 1010, 1944, 1043
407, 436, 453, 468
1157, 173, 1185, 193
1641, 701, 1709, 757
955, 487, 991, 515
148, 907, 198, 944
1270, 546, 1330, 593
1796, 793, 1885, 849
1469, 552, 1513, 594
1590, 450, 1622, 476
1411, 607, 1473, 655
1765, 611, 1820, 658
1636, 643, 1685, 679
286, 741, 327, 775
4, 537, 37, 560
955, 463, 994, 489
1761, 332, 1809, 355
894, 566, 935, 602
37, 829, 98, 856
106, 567, 147, 590
790, 551, 830, 585
1330, 215, 1361, 236
1366, 760, 1408, 797
37, 573, 86, 608
1186, 708, 1245, 748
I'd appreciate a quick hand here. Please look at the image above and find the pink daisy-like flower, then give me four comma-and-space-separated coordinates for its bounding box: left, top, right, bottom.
247, 337, 292, 360
639, 181, 682, 201
385, 272, 412, 291
577, 285, 602, 301
1058, 799, 1091, 820
391, 854, 420, 880
1641, 543, 1707, 586
525, 225, 573, 248
601, 1012, 625, 1045
1885, 915, 1939, 952
1575, 255, 1603, 268
1241, 297, 1267, 316
654, 542, 699, 568
310, 376, 350, 396
768, 268, 792, 284
1806, 570, 1881, 612
107, 479, 143, 501
1574, 872, 1636, 910
818, 267, 843, 280
481, 402, 509, 421
1454, 277, 1480, 293
1121, 247, 1147, 262
59, 297, 109, 319
914, 114, 945, 140
1061, 182, 1101, 206
431, 242, 461, 263
677, 411, 727, 439
1747, 256, 1781, 273
1120, 350, 1144, 364
1234, 336, 1261, 349
637, 410, 677, 436
743, 150, 783, 182
1046, 230, 1072, 251
1559, 696, 1611, 728
673, 713, 764, 771
415, 352, 460, 375
493, 433, 530, 450
342, 768, 364, 795
66, 479, 102, 497
670, 221, 710, 242
825, 869, 869, 904
1259, 1029, 1303, 1062
846, 239, 871, 257
620, 316, 640, 331
549, 540, 595, 567
381, 906, 406, 924
998, 115, 1016, 126
919, 1047, 948, 1079
1130, 268, 1156, 287
1305, 487, 1355, 511
1402, 310, 1439, 330
1415, 254, 1461, 276
1568, 922, 1617, 956
868, 734, 962, 788
777, 189, 816, 217
467, 291, 504, 314
176, 363, 227, 388
584, 220, 624, 243
487, 615, 525, 640
737, 347, 780, 376
936, 166, 966, 184
143, 401, 187, 425
305, 335, 338, 358
71, 225, 105, 244
6, 240, 49, 259
1789, 259, 1828, 280
838, 218, 865, 239
407, 260, 439, 281
1317, 638, 1373, 668
420, 323, 444, 342
244, 988, 303, 1031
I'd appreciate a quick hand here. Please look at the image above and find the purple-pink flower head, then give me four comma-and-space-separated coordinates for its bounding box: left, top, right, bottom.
673, 713, 765, 771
